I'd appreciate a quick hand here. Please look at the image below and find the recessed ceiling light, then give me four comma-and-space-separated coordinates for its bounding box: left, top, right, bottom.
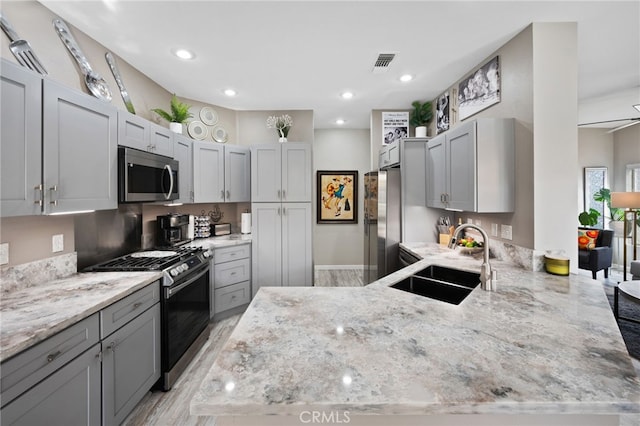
400, 74, 413, 82
633, 104, 640, 113
336, 119, 346, 125
174, 49, 195, 60
341, 91, 354, 100
224, 89, 237, 97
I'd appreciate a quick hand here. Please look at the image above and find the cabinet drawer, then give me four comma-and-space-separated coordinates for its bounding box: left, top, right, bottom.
100, 281, 160, 339
1, 313, 100, 408
214, 258, 250, 288
214, 281, 251, 313
214, 244, 250, 264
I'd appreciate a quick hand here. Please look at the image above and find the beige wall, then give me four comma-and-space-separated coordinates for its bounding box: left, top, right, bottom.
313, 129, 370, 266
578, 128, 615, 215
236, 110, 314, 145
613, 125, 640, 191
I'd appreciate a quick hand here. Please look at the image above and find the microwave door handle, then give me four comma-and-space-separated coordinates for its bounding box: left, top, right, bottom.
163, 164, 174, 200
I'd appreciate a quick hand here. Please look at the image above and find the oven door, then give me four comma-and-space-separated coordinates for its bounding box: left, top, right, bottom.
118, 147, 179, 203
161, 262, 210, 374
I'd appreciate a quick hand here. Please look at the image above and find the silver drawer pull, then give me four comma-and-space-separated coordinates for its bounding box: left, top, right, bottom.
107, 341, 116, 352
133, 302, 142, 309
46, 350, 62, 363
230, 272, 237, 275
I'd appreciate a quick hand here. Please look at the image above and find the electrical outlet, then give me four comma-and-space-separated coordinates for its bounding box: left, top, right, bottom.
501, 224, 513, 240
52, 234, 64, 253
491, 223, 499, 237
475, 219, 482, 227
467, 218, 473, 224
0, 243, 9, 265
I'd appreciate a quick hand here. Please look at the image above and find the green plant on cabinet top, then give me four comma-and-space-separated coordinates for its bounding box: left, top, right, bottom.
151, 94, 192, 124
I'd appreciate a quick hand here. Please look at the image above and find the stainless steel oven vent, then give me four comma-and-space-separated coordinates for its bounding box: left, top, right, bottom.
372, 53, 396, 73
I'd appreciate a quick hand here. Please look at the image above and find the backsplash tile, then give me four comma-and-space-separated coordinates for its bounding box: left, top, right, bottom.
1, 252, 77, 293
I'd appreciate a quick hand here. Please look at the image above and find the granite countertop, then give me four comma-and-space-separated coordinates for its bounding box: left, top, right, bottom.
0, 271, 162, 363
191, 243, 640, 417
190, 233, 252, 250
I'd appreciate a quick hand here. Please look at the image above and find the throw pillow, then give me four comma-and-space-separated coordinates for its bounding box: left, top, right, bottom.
578, 229, 599, 250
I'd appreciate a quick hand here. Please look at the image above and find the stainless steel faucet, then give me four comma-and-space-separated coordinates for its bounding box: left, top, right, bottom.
448, 224, 496, 291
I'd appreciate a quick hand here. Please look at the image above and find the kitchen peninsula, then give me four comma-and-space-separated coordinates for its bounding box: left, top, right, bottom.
191, 245, 640, 425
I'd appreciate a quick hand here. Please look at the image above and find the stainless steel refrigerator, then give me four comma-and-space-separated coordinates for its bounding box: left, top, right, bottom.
364, 169, 401, 284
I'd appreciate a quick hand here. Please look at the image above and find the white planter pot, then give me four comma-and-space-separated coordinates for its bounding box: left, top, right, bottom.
415, 126, 427, 137
170, 122, 183, 134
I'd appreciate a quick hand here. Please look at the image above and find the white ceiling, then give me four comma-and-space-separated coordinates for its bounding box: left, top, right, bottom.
39, 0, 640, 129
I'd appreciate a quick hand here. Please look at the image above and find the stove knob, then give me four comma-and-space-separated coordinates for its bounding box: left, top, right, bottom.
203, 251, 210, 258
182, 264, 190, 272
170, 268, 179, 277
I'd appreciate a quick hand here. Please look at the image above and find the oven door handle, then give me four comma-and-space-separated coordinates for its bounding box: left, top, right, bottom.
162, 164, 174, 200
166, 265, 209, 299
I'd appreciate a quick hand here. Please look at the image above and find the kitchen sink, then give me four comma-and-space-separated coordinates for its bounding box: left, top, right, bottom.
391, 265, 480, 305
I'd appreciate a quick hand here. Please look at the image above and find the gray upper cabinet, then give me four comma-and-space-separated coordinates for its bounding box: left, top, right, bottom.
43, 79, 118, 214
251, 143, 312, 202
0, 60, 43, 217
379, 139, 400, 169
174, 135, 194, 204
118, 110, 173, 158
224, 145, 250, 202
426, 118, 514, 213
193, 142, 250, 203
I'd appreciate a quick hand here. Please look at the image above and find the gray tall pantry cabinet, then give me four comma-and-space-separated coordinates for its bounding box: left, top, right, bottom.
251, 143, 313, 297
1, 59, 117, 217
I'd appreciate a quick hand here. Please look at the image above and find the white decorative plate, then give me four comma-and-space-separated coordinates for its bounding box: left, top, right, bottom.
199, 106, 218, 126
212, 125, 228, 143
187, 120, 208, 140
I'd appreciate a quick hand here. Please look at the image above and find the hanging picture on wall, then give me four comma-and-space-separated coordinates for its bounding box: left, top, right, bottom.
317, 170, 358, 224
458, 55, 501, 120
436, 91, 450, 134
382, 111, 409, 145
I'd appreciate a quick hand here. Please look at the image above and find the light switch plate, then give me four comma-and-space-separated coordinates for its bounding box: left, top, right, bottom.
467, 218, 473, 224
501, 224, 513, 240
52, 234, 64, 253
491, 223, 499, 237
0, 243, 8, 265
475, 219, 482, 227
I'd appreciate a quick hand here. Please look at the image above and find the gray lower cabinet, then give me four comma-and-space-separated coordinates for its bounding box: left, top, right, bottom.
102, 303, 161, 426
1, 343, 102, 426
212, 244, 251, 319
0, 281, 161, 426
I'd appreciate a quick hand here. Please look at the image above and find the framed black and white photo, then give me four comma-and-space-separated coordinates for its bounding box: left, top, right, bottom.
436, 91, 450, 134
382, 111, 409, 145
458, 55, 501, 120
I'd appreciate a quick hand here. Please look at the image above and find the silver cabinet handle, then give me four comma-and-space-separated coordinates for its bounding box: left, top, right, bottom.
277, 189, 281, 199
277, 207, 281, 215
282, 207, 286, 215
46, 350, 62, 363
282, 189, 286, 200
49, 185, 58, 206
221, 190, 225, 200
106, 341, 116, 352
133, 302, 142, 309
226, 190, 230, 200
34, 184, 43, 206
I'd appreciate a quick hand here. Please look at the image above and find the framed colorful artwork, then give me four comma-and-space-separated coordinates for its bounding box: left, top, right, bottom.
317, 170, 358, 224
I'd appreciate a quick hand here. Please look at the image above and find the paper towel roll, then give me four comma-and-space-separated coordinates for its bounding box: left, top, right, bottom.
241, 213, 251, 234
187, 215, 195, 240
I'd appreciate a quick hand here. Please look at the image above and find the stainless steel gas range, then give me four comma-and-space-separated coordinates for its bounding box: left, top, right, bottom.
88, 245, 211, 391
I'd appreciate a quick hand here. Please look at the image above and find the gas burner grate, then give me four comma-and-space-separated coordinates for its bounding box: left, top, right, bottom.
88, 246, 203, 272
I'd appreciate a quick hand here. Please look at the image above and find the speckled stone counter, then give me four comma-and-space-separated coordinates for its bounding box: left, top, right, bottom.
0, 271, 162, 362
191, 243, 640, 417
189, 233, 252, 250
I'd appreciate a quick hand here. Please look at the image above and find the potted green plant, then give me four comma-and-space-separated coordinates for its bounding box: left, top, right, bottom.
409, 100, 433, 137
151, 94, 193, 133
578, 208, 601, 227
593, 188, 625, 234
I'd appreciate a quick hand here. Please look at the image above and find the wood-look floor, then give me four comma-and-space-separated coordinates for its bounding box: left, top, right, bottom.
123, 269, 362, 425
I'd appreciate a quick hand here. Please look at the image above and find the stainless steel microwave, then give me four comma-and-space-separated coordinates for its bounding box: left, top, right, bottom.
118, 147, 179, 203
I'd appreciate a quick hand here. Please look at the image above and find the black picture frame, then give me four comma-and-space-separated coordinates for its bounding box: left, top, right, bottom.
317, 170, 358, 224
458, 55, 501, 120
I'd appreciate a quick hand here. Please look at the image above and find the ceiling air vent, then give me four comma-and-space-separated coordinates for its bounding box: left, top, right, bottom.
372, 53, 396, 74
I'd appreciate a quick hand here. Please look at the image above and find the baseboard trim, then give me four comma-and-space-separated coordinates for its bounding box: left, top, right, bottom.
315, 265, 364, 271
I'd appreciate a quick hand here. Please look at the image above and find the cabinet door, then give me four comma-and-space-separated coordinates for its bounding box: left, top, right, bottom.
282, 144, 312, 202
117, 110, 150, 152
174, 135, 193, 204
1, 60, 42, 217
102, 303, 161, 426
426, 135, 446, 208
0, 344, 101, 426
193, 141, 224, 203
150, 123, 174, 158
251, 203, 282, 297
224, 145, 250, 202
446, 121, 476, 212
43, 80, 117, 213
251, 145, 281, 202
281, 203, 312, 287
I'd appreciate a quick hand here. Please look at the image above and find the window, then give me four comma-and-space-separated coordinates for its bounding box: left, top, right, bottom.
627, 164, 640, 192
